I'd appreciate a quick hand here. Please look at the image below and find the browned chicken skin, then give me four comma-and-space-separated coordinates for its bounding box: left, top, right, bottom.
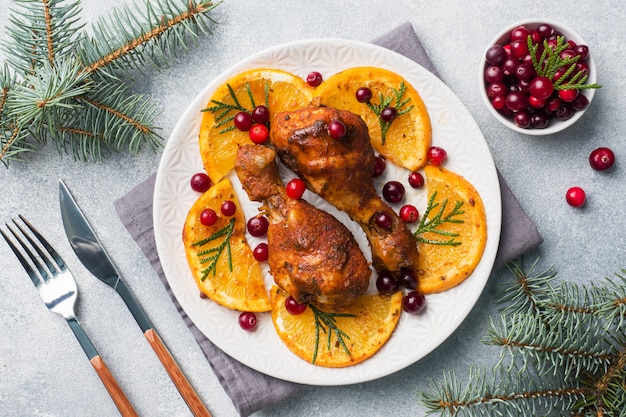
270, 106, 420, 274
235, 144, 371, 308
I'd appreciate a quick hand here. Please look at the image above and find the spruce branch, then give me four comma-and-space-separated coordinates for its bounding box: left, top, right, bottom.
0, 0, 221, 166
420, 260, 626, 417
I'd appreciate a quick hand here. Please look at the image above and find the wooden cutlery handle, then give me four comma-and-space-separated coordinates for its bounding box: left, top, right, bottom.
90, 355, 139, 417
145, 328, 212, 417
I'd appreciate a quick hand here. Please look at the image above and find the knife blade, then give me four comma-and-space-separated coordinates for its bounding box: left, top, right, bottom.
59, 179, 211, 417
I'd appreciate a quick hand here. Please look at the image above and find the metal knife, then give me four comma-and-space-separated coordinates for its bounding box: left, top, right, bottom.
59, 179, 211, 417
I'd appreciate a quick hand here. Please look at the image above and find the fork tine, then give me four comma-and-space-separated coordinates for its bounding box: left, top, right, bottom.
2, 224, 47, 287
18, 214, 67, 271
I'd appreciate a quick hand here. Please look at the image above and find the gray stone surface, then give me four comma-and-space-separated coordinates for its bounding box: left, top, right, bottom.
1, 1, 624, 416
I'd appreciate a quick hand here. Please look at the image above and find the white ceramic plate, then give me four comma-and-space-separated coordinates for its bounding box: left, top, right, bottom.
154, 39, 502, 385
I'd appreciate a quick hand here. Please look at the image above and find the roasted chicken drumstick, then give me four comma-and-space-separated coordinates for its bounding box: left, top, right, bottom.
235, 144, 371, 309
270, 106, 420, 274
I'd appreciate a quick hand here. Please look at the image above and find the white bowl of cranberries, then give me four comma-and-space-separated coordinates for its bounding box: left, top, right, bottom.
480, 19, 600, 135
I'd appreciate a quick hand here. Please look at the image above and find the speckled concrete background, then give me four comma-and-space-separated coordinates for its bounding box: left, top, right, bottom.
1, 1, 624, 416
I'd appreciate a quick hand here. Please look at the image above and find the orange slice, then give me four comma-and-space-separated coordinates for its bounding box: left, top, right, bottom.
415, 165, 487, 294
270, 286, 402, 367
183, 178, 270, 312
314, 66, 431, 171
199, 68, 314, 182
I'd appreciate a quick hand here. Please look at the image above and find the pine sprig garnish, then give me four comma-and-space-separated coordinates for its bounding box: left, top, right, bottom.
420, 260, 626, 417
193, 217, 235, 280
201, 81, 269, 134
309, 304, 356, 365
527, 35, 602, 91
366, 81, 414, 145
0, 0, 220, 166
414, 191, 464, 246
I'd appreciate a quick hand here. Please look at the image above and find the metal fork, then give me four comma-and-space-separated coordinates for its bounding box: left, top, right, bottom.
1, 215, 139, 417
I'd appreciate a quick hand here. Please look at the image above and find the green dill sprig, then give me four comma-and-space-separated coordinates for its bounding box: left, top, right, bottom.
365, 81, 414, 145
527, 35, 602, 91
193, 217, 235, 280
201, 81, 269, 134
413, 191, 464, 246
309, 304, 356, 365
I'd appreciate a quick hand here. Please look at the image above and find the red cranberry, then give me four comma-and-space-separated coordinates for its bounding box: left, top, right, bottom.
382, 181, 405, 203
403, 291, 426, 314
356, 87, 373, 103
572, 94, 589, 111
408, 171, 425, 188
286, 178, 306, 199
589, 147, 615, 171
251, 105, 270, 124
328, 120, 347, 139
238, 312, 257, 331
510, 25, 531, 42
253, 243, 268, 262
529, 76, 554, 100
399, 204, 419, 223
249, 124, 269, 144
574, 44, 589, 60
247, 216, 269, 237
376, 270, 399, 294
374, 211, 393, 230
373, 155, 386, 177
514, 111, 531, 129
221, 201, 236, 216
510, 39, 529, 59
558, 89, 579, 103
486, 81, 506, 99
380, 106, 398, 122
427, 146, 447, 166
484, 66, 503, 83
536, 23, 553, 39
306, 71, 323, 87
566, 187, 586, 207
233, 111, 253, 131
285, 296, 307, 315
190, 172, 212, 193
485, 44, 506, 66
398, 269, 418, 290
200, 208, 217, 226
505, 92, 528, 112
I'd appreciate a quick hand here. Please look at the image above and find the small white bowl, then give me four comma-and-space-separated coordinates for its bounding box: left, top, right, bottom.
479, 19, 597, 135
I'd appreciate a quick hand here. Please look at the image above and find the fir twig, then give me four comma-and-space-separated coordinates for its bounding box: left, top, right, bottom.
193, 217, 235, 280
420, 260, 626, 417
309, 304, 356, 365
365, 81, 413, 145
0, 0, 221, 166
414, 191, 464, 246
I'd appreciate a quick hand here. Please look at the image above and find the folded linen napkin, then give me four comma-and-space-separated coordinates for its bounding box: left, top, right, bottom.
114, 21, 543, 417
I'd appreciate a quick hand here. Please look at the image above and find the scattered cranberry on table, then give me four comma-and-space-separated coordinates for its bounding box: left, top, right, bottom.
408, 171, 425, 188
589, 147, 615, 171
566, 186, 586, 207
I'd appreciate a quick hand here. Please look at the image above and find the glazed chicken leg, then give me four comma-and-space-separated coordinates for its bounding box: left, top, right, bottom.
270, 106, 420, 274
235, 144, 370, 308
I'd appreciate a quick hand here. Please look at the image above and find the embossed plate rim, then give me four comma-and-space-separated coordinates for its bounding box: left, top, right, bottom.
154, 38, 502, 385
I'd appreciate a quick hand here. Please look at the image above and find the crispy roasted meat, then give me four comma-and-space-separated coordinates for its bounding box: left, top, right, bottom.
235, 144, 371, 308
270, 106, 420, 274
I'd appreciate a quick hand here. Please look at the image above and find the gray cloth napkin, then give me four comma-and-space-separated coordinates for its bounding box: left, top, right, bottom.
114, 21, 543, 417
